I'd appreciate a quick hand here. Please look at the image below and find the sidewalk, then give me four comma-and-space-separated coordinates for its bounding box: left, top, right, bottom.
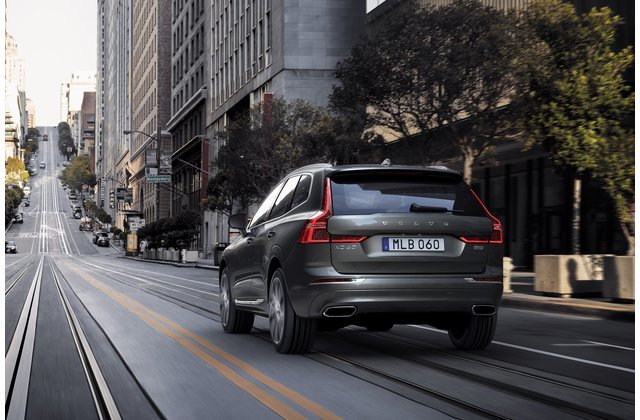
502, 272, 634, 322
120, 256, 635, 322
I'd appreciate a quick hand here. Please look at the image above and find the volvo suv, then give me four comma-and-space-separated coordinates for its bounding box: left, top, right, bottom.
220, 163, 503, 354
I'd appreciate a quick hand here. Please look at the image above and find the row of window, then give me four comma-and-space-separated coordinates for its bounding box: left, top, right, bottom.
212, 1, 271, 109
172, 63, 205, 113
172, 25, 205, 88
172, 104, 204, 151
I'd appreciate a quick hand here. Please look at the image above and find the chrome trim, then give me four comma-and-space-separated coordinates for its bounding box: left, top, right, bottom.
322, 306, 357, 318
234, 299, 265, 305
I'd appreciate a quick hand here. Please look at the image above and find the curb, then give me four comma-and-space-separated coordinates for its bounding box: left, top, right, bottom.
119, 255, 199, 268
501, 294, 635, 322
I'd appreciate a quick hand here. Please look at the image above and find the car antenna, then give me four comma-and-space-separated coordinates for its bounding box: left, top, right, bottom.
381, 158, 391, 166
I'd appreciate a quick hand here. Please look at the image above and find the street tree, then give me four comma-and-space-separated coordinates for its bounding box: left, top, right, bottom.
58, 155, 97, 192
207, 98, 352, 215
5, 186, 24, 224
5, 156, 29, 184
57, 122, 77, 159
331, 0, 533, 184
27, 127, 40, 139
525, 0, 635, 254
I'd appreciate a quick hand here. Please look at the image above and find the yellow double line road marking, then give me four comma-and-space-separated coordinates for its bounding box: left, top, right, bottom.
67, 265, 340, 420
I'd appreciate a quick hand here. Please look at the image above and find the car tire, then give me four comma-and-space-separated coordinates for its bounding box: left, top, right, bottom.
447, 313, 497, 350
269, 268, 316, 354
219, 268, 254, 333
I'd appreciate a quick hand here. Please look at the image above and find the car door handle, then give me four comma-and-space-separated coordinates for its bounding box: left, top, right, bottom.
267, 231, 276, 239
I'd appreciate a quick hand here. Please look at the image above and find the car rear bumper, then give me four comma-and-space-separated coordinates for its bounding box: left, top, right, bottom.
286, 272, 502, 318
304, 285, 502, 318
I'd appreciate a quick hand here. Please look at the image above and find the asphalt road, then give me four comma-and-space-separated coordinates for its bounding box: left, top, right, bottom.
5, 129, 635, 419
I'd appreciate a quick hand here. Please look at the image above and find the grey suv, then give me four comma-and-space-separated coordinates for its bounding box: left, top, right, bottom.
221, 163, 503, 354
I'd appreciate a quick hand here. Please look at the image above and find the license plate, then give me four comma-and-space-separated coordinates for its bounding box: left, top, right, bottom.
382, 237, 445, 252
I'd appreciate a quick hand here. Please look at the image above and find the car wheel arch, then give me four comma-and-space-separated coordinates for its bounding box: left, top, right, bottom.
266, 257, 282, 298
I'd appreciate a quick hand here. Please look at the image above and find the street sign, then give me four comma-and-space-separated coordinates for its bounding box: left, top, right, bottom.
147, 175, 171, 183
129, 222, 139, 232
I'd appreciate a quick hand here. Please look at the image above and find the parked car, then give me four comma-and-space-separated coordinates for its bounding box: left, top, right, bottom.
93, 232, 109, 245
5, 241, 17, 254
74, 211, 82, 219
23, 198, 30, 207
220, 163, 504, 354
68, 191, 77, 200
13, 213, 24, 224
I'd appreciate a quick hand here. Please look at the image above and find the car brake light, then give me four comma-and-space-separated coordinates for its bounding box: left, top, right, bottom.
299, 178, 333, 244
467, 188, 503, 245
299, 178, 368, 244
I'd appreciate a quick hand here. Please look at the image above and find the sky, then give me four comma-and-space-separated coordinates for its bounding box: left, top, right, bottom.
6, 0, 97, 126
5, 0, 381, 127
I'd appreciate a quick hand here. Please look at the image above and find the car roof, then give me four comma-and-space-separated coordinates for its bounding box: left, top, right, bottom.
285, 162, 462, 181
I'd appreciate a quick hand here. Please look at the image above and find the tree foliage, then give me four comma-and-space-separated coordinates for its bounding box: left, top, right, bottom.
58, 155, 97, 192
5, 186, 24, 224
57, 122, 76, 159
206, 98, 374, 215
331, 0, 533, 183
95, 208, 113, 224
5, 156, 29, 184
137, 210, 202, 249
525, 0, 635, 253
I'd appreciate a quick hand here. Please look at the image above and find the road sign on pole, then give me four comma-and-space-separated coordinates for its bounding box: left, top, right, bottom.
146, 175, 171, 183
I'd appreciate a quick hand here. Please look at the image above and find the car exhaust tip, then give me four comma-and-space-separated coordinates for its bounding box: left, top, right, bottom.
472, 305, 496, 316
323, 306, 357, 318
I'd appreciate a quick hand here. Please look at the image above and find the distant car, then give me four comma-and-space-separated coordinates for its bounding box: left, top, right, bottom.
93, 232, 109, 245
13, 213, 24, 224
96, 235, 110, 247
74, 211, 82, 219
39, 162, 46, 169
62, 161, 69, 167
79, 217, 93, 231
68, 191, 78, 200
5, 241, 17, 254
23, 199, 30, 207
23, 186, 31, 197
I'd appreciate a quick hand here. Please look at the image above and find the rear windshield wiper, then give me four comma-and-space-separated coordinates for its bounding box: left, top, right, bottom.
410, 203, 464, 214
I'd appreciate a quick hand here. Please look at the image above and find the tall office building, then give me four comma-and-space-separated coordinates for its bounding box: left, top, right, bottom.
201, 0, 366, 253
167, 0, 210, 249
5, 33, 25, 91
97, 0, 132, 224
129, 0, 172, 224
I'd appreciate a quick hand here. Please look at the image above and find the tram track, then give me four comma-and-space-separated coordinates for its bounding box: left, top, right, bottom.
53, 256, 634, 419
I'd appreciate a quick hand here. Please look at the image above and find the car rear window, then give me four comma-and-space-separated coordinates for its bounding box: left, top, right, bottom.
330, 171, 485, 217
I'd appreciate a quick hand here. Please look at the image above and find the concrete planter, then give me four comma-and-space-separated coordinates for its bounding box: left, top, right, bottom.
171, 250, 180, 262
148, 249, 157, 260
534, 254, 611, 297
183, 250, 198, 263
603, 256, 634, 301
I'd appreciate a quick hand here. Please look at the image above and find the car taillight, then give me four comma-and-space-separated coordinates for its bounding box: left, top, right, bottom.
299, 178, 367, 244
467, 188, 503, 245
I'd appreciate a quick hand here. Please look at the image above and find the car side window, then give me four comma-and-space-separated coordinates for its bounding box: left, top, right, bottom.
290, 174, 312, 210
249, 182, 285, 228
269, 176, 300, 220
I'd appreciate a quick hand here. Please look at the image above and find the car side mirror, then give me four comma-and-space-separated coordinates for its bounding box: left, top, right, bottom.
228, 213, 248, 234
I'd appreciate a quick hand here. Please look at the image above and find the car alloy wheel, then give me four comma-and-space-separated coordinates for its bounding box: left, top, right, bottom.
220, 268, 254, 333
269, 268, 316, 354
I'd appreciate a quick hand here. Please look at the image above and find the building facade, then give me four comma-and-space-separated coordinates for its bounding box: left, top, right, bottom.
166, 0, 210, 249
97, 0, 133, 225
129, 0, 172, 224
80, 92, 96, 169
200, 0, 367, 256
